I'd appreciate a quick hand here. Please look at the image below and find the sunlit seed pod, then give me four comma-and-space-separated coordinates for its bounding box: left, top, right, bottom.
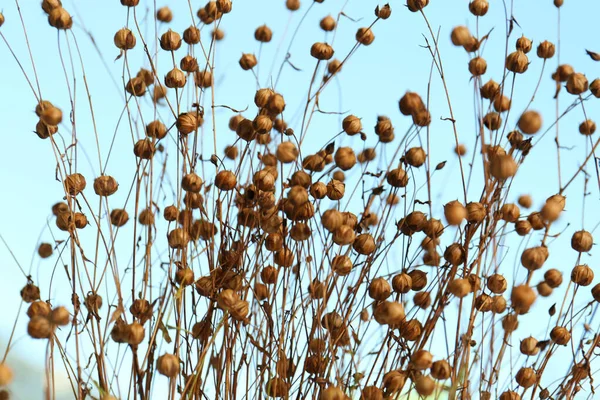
310, 42, 334, 60
35, 120, 58, 139
331, 255, 353, 276
153, 85, 167, 102
444, 243, 465, 266
27, 301, 52, 318
410, 350, 433, 370
540, 198, 563, 222
515, 367, 537, 388
239, 53, 258, 70
254, 25, 272, 42
537, 40, 555, 59
375, 115, 395, 142
579, 119, 596, 135
42, 0, 62, 14
375, 4, 392, 19
468, 57, 487, 76
110, 209, 129, 227
520, 336, 540, 356
515, 219, 531, 236
216, 0, 232, 13
451, 26, 471, 46
260, 266, 279, 283
49, 306, 70, 326
160, 30, 181, 51
542, 269, 562, 289
320, 15, 336, 31
521, 246, 549, 271
390, 273, 411, 294
164, 67, 186, 88
37, 242, 53, 259
412, 109, 431, 127
505, 50, 530, 74
138, 208, 155, 226
403, 147, 425, 168
290, 223, 311, 241
223, 145, 239, 160
500, 203, 520, 222
133, 139, 156, 159
590, 79, 600, 98
566, 72, 588, 95
502, 314, 519, 332
114, 28, 136, 50
274, 248, 295, 267
474, 293, 493, 312
414, 291, 431, 309
326, 179, 345, 200
571, 264, 594, 286
552, 64, 574, 82
84, 293, 103, 314
493, 95, 512, 112
183, 25, 200, 44
156, 6, 173, 22
398, 92, 425, 117
480, 79, 500, 99
550, 326, 570, 345
168, 228, 190, 250
430, 360, 451, 380
489, 154, 517, 180
408, 270, 427, 291
554, 0, 563, 6
571, 230, 593, 252
157, 354, 179, 378
73, 212, 87, 229
373, 301, 405, 326
483, 112, 502, 130
125, 76, 147, 97
591, 283, 600, 302
448, 278, 470, 298
333, 225, 356, 246
382, 370, 406, 394
48, 7, 73, 29
253, 115, 273, 135
320, 386, 348, 400
516, 36, 532, 53
356, 27, 375, 45
28, 316, 53, 339
180, 55, 198, 73
422, 251, 440, 267
353, 233, 376, 255
93, 175, 118, 197
236, 118, 257, 141
443, 200, 466, 226
423, 218, 444, 239
406, 0, 429, 12
127, 322, 145, 346
469, 0, 488, 16
414, 375, 435, 397
511, 284, 536, 314
214, 170, 236, 191
487, 274, 507, 294
499, 391, 520, 400
464, 202, 485, 223
361, 386, 383, 400
368, 278, 391, 301
254, 88, 274, 108
63, 173, 86, 196
386, 168, 408, 187
492, 295, 507, 313
517, 110, 542, 135
146, 120, 167, 140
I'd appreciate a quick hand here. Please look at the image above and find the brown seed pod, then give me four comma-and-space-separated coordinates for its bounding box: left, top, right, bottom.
448, 278, 471, 298
73, 212, 87, 229
521, 246, 549, 271
590, 79, 600, 98
254, 25, 272, 42
27, 301, 52, 318
444, 243, 465, 266
164, 67, 186, 88
444, 200, 466, 225
399, 92, 425, 116
65, 173, 86, 196
571, 264, 594, 286
368, 278, 391, 301
541, 196, 564, 222
239, 53, 258, 70
138, 208, 155, 226
125, 76, 147, 97
537, 281, 553, 297
502, 314, 519, 332
517, 110, 542, 134
592, 283, 600, 302
50, 306, 70, 326
114, 28, 136, 50
414, 291, 431, 309
361, 386, 383, 400
156, 6, 173, 22
216, 0, 232, 13
253, 115, 273, 135
167, 228, 190, 249
356, 27, 375, 45
489, 154, 517, 180
451, 26, 471, 46
156, 354, 179, 378
326, 179, 345, 200
93, 175, 118, 196
215, 170, 236, 191
466, 202, 486, 223
483, 112, 502, 130
332, 225, 355, 246
110, 209, 129, 227
153, 85, 167, 102
487, 274, 507, 294
518, 194, 532, 209
554, 0, 563, 6
35, 120, 58, 139
506, 51, 529, 74
181, 173, 203, 193
550, 326, 571, 345
42, 0, 62, 14
84, 293, 103, 314
392, 273, 412, 293
430, 360, 451, 380
469, 0, 488, 16
382, 370, 406, 394
544, 269, 563, 288
515, 220, 532, 236
511, 284, 536, 314
406, 0, 429, 12
579, 119, 596, 135
520, 336, 539, 356
516, 36, 532, 53
409, 270, 427, 291
515, 367, 537, 388
566, 72, 588, 95
48, 7, 73, 29
411, 350, 433, 370
375, 4, 392, 19
183, 25, 200, 44
310, 42, 334, 60
236, 118, 257, 141
267, 93, 286, 114
480, 79, 500, 99
537, 40, 555, 59
493, 95, 512, 112
414, 375, 435, 397
468, 57, 487, 76
373, 301, 405, 326
133, 139, 156, 159
404, 147, 426, 167
160, 30, 181, 51
386, 168, 408, 187
180, 55, 198, 73
353, 234, 376, 255
334, 147, 356, 171
146, 120, 167, 140
28, 316, 54, 339
552, 64, 574, 82
375, 115, 394, 142
501, 203, 520, 222
38, 242, 53, 258
571, 230, 593, 252
310, 182, 327, 199
527, 213, 546, 231
320, 15, 336, 31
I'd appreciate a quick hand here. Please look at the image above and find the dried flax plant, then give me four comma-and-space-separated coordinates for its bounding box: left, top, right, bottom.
1, 0, 600, 399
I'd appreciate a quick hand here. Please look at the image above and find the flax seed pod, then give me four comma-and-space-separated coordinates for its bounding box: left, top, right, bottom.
571, 230, 593, 252
274, 248, 294, 267
520, 336, 539, 356
537, 40, 555, 59
341, 115, 362, 135
487, 274, 507, 294
369, 278, 391, 301
146, 120, 167, 140
382, 370, 406, 395
406, 0, 429, 12
490, 154, 517, 180
320, 15, 336, 31
443, 200, 466, 226
160, 30, 182, 51
516, 36, 532, 53
156, 6, 173, 22
493, 95, 511, 112
194, 69, 213, 87
165, 67, 186, 88
331, 255, 352, 276
387, 168, 408, 187
411, 350, 433, 370
511, 284, 536, 314
134, 139, 155, 159
399, 92, 425, 116
592, 284, 600, 302
50, 306, 70, 326
539, 280, 555, 296
28, 316, 53, 339
27, 301, 51, 319
468, 57, 487, 76
333, 225, 355, 246
125, 76, 146, 97
515, 367, 537, 388
469, 0, 488, 16
64, 173, 86, 196
93, 175, 118, 197
448, 278, 471, 298
239, 53, 258, 70
579, 119, 596, 135
361, 386, 383, 400
518, 110, 542, 135
373, 301, 405, 326
375, 4, 392, 19
566, 73, 588, 95
544, 269, 563, 288
326, 179, 345, 200
48, 7, 73, 29
550, 326, 570, 345
502, 314, 519, 332
310, 42, 334, 60
354, 234, 376, 255
157, 354, 179, 378
356, 27, 375, 45
501, 203, 520, 222
215, 170, 236, 191
590, 79, 600, 98
183, 25, 200, 44
515, 220, 531, 236
254, 25, 272, 42
109, 209, 129, 227
571, 265, 594, 286
334, 147, 356, 171
42, 0, 62, 13
409, 270, 427, 291
465, 202, 485, 223
551, 64, 574, 83
404, 147, 426, 167
521, 246, 548, 271
392, 273, 412, 294
451, 26, 471, 46
35, 120, 58, 139
37, 242, 53, 259
114, 28, 136, 50
541, 197, 563, 222
310, 182, 327, 199
444, 243, 465, 266
480, 79, 500, 100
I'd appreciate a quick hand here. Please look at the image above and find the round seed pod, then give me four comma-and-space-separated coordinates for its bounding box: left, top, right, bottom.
93, 175, 118, 197
444, 243, 465, 266
423, 251, 440, 267
537, 40, 555, 59
164, 67, 186, 88
334, 147, 356, 171
110, 209, 129, 227
552, 64, 574, 82
492, 295, 507, 313
35, 120, 58, 139
404, 211, 427, 233
423, 218, 444, 238
153, 85, 167, 102
330, 255, 351, 276
375, 4, 392, 19
571, 230, 593, 252
133, 139, 155, 159
326, 179, 345, 200
42, 0, 63, 13
353, 234, 376, 255
175, 268, 194, 286
490, 154, 517, 180
480, 79, 500, 99
493, 95, 512, 112
138, 208, 155, 226
554, 0, 563, 6
168, 228, 190, 249
571, 264, 594, 286
84, 294, 103, 314
590, 79, 600, 98
592, 283, 600, 302
253, 115, 273, 135
516, 36, 532, 53
399, 92, 424, 116
342, 115, 362, 135
310, 182, 327, 199
431, 360, 451, 380
414, 375, 435, 397
224, 145, 238, 160
181, 173, 203, 193
405, 147, 426, 167
392, 273, 412, 293
521, 246, 549, 271
375, 115, 394, 142
518, 194, 532, 209
414, 291, 431, 309
50, 306, 70, 326
537, 281, 553, 297
469, 0, 488, 16
290, 223, 311, 241
215, 170, 236, 191
411, 350, 433, 370
487, 274, 507, 294
499, 391, 520, 400
400, 319, 422, 341
501, 203, 520, 222
579, 120, 596, 135
541, 198, 563, 222
515, 220, 532, 236
518, 110, 542, 134
511, 284, 536, 314
126, 322, 145, 346
386, 168, 408, 187
28, 316, 53, 339
463, 37, 480, 52
502, 314, 519, 332
544, 269, 563, 288
451, 26, 471, 46
356, 27, 375, 45
160, 30, 181, 51
236, 118, 256, 141
320, 386, 347, 400
183, 25, 200, 44
63, 173, 86, 196
566, 73, 588, 95
274, 248, 295, 267
310, 42, 334, 60
27, 301, 52, 318
466, 202, 486, 223
327, 58, 342, 75
382, 370, 406, 394
320, 15, 336, 31
114, 28, 136, 50
333, 225, 355, 246
73, 212, 87, 229
48, 7, 72, 29
475, 293, 494, 312
38, 243, 53, 258
361, 386, 383, 400
515, 367, 537, 388
267, 93, 286, 114
483, 112, 502, 130
373, 301, 405, 326
520, 336, 539, 356
406, 0, 429, 12
448, 278, 471, 298
239, 53, 258, 70
444, 200, 466, 225
216, 0, 232, 13
125, 76, 147, 97
146, 120, 167, 140
550, 326, 570, 345
468, 57, 487, 76
369, 278, 391, 301
322, 209, 343, 232
254, 25, 272, 42
156, 6, 173, 22
506, 50, 528, 74
157, 354, 179, 378
194, 70, 216, 89
409, 270, 427, 291
254, 88, 274, 108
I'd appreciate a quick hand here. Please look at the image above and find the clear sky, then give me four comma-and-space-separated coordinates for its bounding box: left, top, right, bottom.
1, 0, 600, 398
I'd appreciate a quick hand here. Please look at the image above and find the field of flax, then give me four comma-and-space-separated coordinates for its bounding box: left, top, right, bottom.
1, 0, 600, 399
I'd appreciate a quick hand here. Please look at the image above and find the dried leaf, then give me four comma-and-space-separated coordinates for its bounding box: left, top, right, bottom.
435, 161, 447, 170
325, 142, 335, 155
158, 320, 172, 343
549, 303, 556, 316
586, 49, 600, 61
